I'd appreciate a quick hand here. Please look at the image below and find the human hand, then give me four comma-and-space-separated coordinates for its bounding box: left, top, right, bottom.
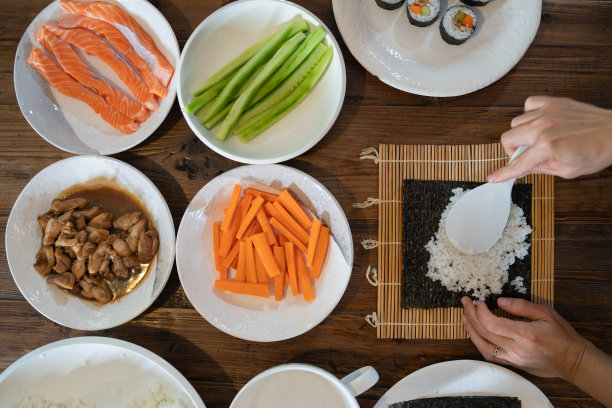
461, 296, 587, 379
487, 96, 612, 183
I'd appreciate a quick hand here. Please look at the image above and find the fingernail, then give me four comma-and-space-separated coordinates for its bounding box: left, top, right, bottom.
498, 298, 510, 306
460, 297, 469, 306
487, 174, 499, 183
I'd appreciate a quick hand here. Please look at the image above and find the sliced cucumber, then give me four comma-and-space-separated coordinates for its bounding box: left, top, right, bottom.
186, 75, 230, 114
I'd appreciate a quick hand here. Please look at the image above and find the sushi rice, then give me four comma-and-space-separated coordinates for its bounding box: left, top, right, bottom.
406, 0, 441, 27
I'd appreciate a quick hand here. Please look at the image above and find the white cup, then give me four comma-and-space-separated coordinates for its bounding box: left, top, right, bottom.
230, 363, 379, 408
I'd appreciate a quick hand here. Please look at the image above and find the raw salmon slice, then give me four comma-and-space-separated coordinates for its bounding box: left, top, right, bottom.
27, 48, 139, 135
37, 26, 150, 123
44, 22, 159, 112
58, 0, 174, 87
56, 15, 168, 98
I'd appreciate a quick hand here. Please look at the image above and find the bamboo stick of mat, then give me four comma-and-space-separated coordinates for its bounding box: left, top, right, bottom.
376, 143, 554, 339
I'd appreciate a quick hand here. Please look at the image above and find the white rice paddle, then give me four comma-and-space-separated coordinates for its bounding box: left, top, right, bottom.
445, 146, 528, 254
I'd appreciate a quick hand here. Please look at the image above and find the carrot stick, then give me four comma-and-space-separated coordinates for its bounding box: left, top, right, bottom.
264, 202, 283, 222
245, 220, 263, 237
220, 184, 242, 232
306, 219, 322, 268
231, 253, 239, 270
410, 4, 422, 14
278, 233, 289, 246
462, 14, 474, 28
236, 241, 246, 282
310, 226, 330, 279
272, 273, 284, 301
219, 200, 242, 257
269, 218, 308, 253
255, 250, 269, 283
277, 189, 312, 230
256, 208, 277, 246
295, 249, 315, 301
272, 202, 309, 244
236, 196, 265, 239
251, 232, 281, 278
240, 194, 253, 219
272, 246, 286, 301
245, 238, 257, 284
284, 242, 299, 296
245, 187, 279, 202
222, 239, 240, 268
284, 271, 290, 287
273, 246, 286, 271
212, 222, 226, 278
214, 279, 269, 298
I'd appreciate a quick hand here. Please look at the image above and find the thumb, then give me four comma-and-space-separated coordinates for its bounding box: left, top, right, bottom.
488, 146, 544, 183
497, 297, 550, 321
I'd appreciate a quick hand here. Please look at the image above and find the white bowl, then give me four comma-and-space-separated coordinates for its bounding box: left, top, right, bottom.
0, 337, 206, 407
5, 156, 175, 330
177, 0, 346, 164
176, 164, 353, 341
14, 0, 180, 154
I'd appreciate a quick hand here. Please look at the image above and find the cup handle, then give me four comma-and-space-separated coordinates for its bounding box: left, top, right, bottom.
340, 366, 379, 397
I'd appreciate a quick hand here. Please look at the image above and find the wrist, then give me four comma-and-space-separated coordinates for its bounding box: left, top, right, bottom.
557, 336, 588, 381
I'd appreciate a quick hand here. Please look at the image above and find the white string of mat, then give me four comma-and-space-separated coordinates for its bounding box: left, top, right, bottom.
365, 266, 378, 286
365, 313, 466, 328
359, 147, 515, 165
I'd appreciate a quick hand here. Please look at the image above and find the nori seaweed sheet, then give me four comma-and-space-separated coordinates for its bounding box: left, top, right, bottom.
389, 396, 521, 408
401, 180, 532, 310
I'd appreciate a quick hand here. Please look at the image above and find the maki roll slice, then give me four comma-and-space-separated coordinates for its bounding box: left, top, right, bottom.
440, 5, 477, 45
460, 0, 492, 6
406, 0, 441, 27
375, 0, 405, 10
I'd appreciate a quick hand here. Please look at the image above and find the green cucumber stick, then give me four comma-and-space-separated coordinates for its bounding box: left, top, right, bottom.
192, 19, 309, 96
201, 22, 300, 125
186, 75, 231, 114
235, 45, 333, 143
234, 43, 328, 130
256, 25, 327, 101
215, 32, 306, 141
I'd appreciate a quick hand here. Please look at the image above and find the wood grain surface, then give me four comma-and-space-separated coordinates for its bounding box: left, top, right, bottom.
1, 0, 611, 407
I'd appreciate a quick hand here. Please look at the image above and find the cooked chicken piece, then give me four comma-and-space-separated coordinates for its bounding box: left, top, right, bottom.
87, 227, 110, 244
138, 229, 159, 263
53, 249, 72, 273
70, 230, 87, 255
42, 218, 62, 246
113, 211, 141, 231
75, 213, 86, 230
88, 212, 113, 229
51, 197, 89, 213
71, 259, 86, 280
79, 277, 112, 304
77, 241, 96, 262
34, 245, 55, 276
126, 218, 147, 252
88, 242, 110, 275
73, 206, 102, 220
108, 248, 129, 279
123, 256, 140, 268
111, 237, 132, 257
38, 213, 53, 231
47, 272, 76, 290
57, 211, 73, 224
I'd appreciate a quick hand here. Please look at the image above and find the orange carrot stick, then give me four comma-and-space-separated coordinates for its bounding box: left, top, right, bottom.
269, 218, 308, 253
221, 184, 242, 232
214, 279, 269, 298
255, 250, 269, 283
272, 202, 309, 244
222, 239, 240, 269
284, 242, 299, 296
410, 4, 422, 15
240, 194, 253, 218
273, 246, 286, 271
462, 14, 474, 28
256, 208, 277, 246
295, 249, 315, 301
219, 201, 242, 257
245, 238, 257, 284
277, 189, 312, 230
231, 255, 239, 270
310, 226, 330, 279
212, 222, 225, 278
278, 233, 289, 247
236, 241, 246, 282
245, 187, 279, 202
306, 219, 323, 268
236, 196, 265, 239
251, 232, 281, 278
245, 220, 263, 237
272, 246, 286, 301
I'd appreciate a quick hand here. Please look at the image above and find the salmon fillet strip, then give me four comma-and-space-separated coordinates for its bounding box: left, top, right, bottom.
56, 15, 168, 98
58, 0, 174, 87
45, 22, 159, 112
37, 26, 150, 123
27, 48, 139, 135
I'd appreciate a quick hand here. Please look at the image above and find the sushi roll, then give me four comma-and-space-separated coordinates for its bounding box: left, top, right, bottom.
406, 0, 441, 27
460, 0, 492, 6
375, 0, 404, 10
439, 5, 477, 45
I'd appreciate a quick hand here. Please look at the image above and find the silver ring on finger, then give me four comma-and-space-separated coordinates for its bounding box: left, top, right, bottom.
492, 345, 500, 358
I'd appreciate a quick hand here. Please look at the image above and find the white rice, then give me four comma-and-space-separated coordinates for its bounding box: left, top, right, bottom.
407, 0, 441, 22
441, 6, 477, 40
425, 188, 532, 301
16, 396, 96, 408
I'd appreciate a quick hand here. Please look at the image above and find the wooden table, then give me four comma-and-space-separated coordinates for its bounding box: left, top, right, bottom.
1, 1, 611, 406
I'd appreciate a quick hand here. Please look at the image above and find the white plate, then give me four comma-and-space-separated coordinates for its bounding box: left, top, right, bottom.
5, 156, 175, 330
374, 360, 553, 408
0, 337, 205, 407
14, 0, 179, 155
177, 0, 346, 164
176, 164, 353, 342
332, 0, 541, 97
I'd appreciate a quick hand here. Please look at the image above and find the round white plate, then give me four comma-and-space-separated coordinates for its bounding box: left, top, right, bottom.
332, 0, 541, 97
177, 0, 346, 164
5, 156, 176, 330
14, 0, 179, 155
176, 164, 353, 342
0, 337, 205, 407
374, 360, 552, 408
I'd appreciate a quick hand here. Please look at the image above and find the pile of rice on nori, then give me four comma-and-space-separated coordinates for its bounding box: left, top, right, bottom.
401, 180, 532, 310
389, 396, 521, 408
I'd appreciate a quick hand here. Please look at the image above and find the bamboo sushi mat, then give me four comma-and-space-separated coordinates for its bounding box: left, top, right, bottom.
363, 143, 554, 339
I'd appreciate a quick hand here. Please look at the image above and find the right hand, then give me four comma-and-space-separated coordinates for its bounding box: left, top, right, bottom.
487, 96, 612, 183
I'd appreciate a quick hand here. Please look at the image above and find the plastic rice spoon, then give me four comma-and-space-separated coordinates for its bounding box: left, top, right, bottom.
445, 145, 528, 254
